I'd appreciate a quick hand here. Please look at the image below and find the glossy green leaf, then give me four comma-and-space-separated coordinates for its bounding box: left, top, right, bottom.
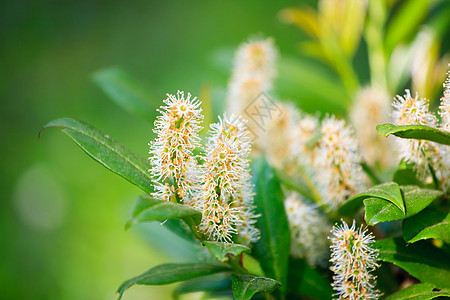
125, 195, 201, 229
403, 207, 450, 243
231, 274, 280, 300
39, 118, 153, 194
385, 283, 450, 300
117, 263, 230, 299
173, 274, 231, 299
364, 186, 442, 225
203, 241, 250, 263
374, 238, 450, 289
251, 158, 290, 294
393, 162, 423, 187
92, 67, 157, 123
376, 123, 450, 146
287, 259, 332, 300
339, 182, 404, 217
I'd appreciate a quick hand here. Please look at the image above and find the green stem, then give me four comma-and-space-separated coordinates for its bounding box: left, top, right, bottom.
227, 254, 248, 274
361, 162, 382, 185
365, 0, 387, 90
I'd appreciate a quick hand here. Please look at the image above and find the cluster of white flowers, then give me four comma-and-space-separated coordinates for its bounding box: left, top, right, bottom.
198, 114, 259, 243
263, 102, 300, 172
329, 220, 380, 300
148, 90, 203, 204
149, 92, 259, 243
227, 38, 277, 116
314, 116, 366, 209
440, 71, 450, 131
284, 192, 330, 267
351, 87, 394, 167
392, 89, 449, 190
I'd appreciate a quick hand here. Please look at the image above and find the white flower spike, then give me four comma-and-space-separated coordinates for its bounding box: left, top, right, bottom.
148, 90, 203, 205
284, 192, 330, 267
198, 114, 260, 243
329, 220, 380, 300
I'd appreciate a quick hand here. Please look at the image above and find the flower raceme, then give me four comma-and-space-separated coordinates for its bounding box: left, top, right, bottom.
149, 93, 259, 243
148, 90, 203, 204
329, 220, 380, 300
198, 114, 259, 243
284, 192, 330, 267
392, 89, 449, 190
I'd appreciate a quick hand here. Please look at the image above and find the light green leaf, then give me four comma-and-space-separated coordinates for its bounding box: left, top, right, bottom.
117, 263, 230, 299
203, 241, 250, 263
251, 158, 290, 295
39, 118, 153, 194
277, 56, 349, 116
125, 195, 201, 229
231, 274, 280, 300
364, 186, 442, 225
92, 67, 157, 123
385, 283, 450, 300
402, 206, 450, 243
374, 238, 450, 289
384, 0, 437, 54
339, 182, 404, 217
376, 123, 450, 146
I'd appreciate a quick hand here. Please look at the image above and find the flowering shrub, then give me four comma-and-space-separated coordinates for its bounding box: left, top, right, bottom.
40, 1, 449, 299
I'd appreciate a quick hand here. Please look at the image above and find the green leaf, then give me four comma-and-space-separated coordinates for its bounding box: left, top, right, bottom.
364, 186, 442, 225
287, 259, 333, 300
393, 161, 423, 187
376, 123, 450, 146
403, 206, 450, 243
125, 195, 201, 229
277, 56, 349, 116
385, 283, 450, 300
251, 158, 290, 294
231, 274, 280, 300
203, 241, 250, 263
384, 0, 437, 54
339, 182, 404, 217
374, 238, 450, 289
39, 118, 153, 194
92, 67, 157, 123
173, 275, 231, 299
117, 263, 230, 299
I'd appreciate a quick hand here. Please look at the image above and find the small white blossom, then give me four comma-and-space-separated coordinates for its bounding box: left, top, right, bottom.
148, 90, 203, 204
314, 116, 366, 209
329, 220, 380, 300
284, 193, 330, 267
198, 114, 259, 243
392, 90, 449, 190
290, 112, 320, 166
262, 102, 301, 173
351, 87, 394, 167
439, 70, 450, 131
226, 38, 278, 152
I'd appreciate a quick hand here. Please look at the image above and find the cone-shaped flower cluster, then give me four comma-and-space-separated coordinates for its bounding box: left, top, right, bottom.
198, 114, 259, 243
392, 90, 449, 190
350, 87, 393, 167
149, 90, 203, 204
314, 116, 366, 209
440, 71, 450, 131
329, 220, 380, 300
284, 192, 330, 266
227, 38, 277, 116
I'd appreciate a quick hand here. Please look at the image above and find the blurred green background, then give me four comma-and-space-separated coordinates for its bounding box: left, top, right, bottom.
1, 0, 448, 299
